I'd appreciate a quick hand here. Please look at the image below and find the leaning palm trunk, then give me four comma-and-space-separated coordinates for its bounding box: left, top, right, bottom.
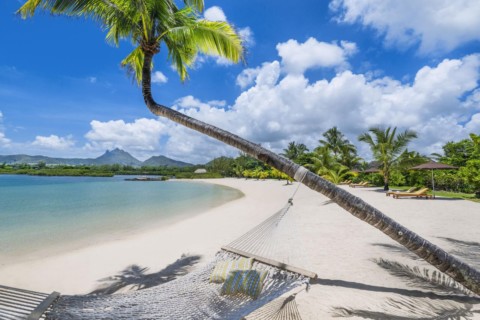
141, 51, 480, 295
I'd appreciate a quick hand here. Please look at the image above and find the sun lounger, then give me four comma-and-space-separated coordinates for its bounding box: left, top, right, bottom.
339, 180, 352, 185
392, 188, 432, 199
349, 181, 371, 188
386, 187, 417, 196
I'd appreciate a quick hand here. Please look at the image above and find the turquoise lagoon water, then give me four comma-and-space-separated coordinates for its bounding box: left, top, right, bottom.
0, 175, 242, 261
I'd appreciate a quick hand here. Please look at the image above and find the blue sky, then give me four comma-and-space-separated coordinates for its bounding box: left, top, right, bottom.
1, 0, 479, 163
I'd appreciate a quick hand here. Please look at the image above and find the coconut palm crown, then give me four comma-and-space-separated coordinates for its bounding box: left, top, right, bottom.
359, 127, 417, 191
18, 0, 243, 84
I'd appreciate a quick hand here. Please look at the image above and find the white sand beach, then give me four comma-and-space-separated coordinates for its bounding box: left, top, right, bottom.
1, 178, 479, 318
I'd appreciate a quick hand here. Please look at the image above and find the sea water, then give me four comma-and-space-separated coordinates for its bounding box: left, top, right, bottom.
0, 175, 242, 262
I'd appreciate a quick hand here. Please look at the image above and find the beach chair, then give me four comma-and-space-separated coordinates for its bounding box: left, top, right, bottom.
386, 187, 417, 197
339, 179, 351, 185
392, 188, 432, 199
349, 181, 371, 188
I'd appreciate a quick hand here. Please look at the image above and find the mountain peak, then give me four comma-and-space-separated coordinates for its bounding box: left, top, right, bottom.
95, 149, 142, 166
143, 155, 193, 167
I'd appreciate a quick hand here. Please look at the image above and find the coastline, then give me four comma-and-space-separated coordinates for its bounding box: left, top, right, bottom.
0, 178, 479, 318
0, 178, 291, 294
0, 178, 242, 266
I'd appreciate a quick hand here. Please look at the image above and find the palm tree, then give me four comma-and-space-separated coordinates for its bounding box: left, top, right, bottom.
281, 141, 309, 162
321, 166, 351, 184
338, 143, 361, 169
319, 127, 359, 168
358, 127, 417, 191
319, 127, 348, 157
306, 146, 339, 176
18, 1, 480, 294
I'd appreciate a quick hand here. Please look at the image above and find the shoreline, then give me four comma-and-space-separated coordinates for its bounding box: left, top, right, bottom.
0, 178, 479, 318
0, 178, 242, 266
0, 178, 293, 294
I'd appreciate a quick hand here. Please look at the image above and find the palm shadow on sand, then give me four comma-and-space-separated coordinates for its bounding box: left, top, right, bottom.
328, 238, 480, 319
89, 254, 201, 295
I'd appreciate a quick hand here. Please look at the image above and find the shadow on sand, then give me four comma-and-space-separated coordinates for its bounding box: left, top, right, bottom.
89, 254, 201, 295
324, 239, 480, 318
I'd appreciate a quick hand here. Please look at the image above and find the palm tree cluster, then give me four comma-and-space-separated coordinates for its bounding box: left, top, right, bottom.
279, 127, 361, 184
280, 126, 425, 189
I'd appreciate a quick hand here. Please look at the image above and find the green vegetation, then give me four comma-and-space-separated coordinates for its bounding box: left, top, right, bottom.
2, 129, 477, 198
0, 163, 207, 179
358, 127, 418, 191
19, 0, 242, 86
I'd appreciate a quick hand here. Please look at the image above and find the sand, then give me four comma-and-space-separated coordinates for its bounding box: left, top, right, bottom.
1, 178, 479, 319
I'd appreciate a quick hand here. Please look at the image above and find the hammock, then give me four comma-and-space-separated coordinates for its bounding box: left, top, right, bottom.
3, 170, 316, 319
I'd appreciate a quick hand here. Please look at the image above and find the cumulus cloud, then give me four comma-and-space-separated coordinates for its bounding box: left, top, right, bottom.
0, 132, 10, 146
0, 111, 11, 147
236, 67, 261, 89
32, 135, 75, 150
160, 53, 480, 162
204, 6, 227, 22
239, 27, 255, 47
29, 40, 477, 164
84, 118, 167, 159
151, 71, 168, 84
330, 0, 480, 54
276, 38, 357, 74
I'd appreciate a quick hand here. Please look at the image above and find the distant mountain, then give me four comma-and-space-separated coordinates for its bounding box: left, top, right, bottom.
94, 148, 142, 166
0, 154, 94, 165
142, 155, 193, 167
0, 149, 193, 167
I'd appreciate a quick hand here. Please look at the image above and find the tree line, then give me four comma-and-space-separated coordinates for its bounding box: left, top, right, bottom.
0, 163, 222, 179
207, 127, 480, 197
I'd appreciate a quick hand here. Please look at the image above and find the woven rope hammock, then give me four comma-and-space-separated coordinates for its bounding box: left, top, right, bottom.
3, 169, 316, 320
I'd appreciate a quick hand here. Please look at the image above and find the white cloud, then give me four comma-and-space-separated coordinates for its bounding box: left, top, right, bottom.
236, 67, 261, 89
160, 53, 480, 162
276, 38, 357, 74
0, 132, 10, 146
204, 6, 227, 22
0, 111, 11, 147
88, 76, 97, 84
84, 119, 167, 159
20, 42, 477, 164
32, 135, 75, 150
214, 57, 235, 66
152, 71, 168, 84
239, 27, 255, 47
330, 0, 480, 54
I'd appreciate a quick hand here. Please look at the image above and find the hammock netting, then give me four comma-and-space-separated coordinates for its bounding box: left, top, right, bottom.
43, 201, 312, 320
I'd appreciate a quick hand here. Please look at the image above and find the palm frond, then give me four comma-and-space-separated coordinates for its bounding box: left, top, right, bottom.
372, 243, 422, 260
164, 38, 194, 82
18, 0, 118, 18
374, 258, 472, 295
183, 0, 203, 12
332, 297, 474, 319
120, 46, 147, 84
439, 237, 480, 269
193, 20, 243, 62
